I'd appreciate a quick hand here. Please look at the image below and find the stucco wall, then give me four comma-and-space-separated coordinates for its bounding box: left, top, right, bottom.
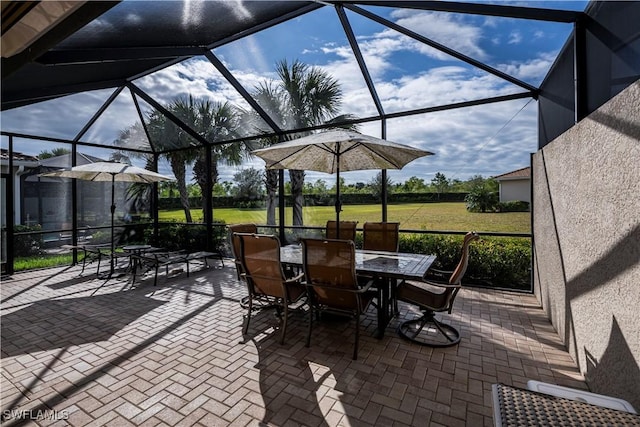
532, 80, 640, 407
499, 179, 530, 203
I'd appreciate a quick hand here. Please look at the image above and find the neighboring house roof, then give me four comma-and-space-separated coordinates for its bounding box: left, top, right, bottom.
0, 148, 40, 170
0, 148, 39, 163
39, 152, 106, 167
494, 167, 531, 181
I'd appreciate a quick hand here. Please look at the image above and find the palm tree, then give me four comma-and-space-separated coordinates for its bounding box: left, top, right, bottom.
145, 99, 198, 222
250, 59, 356, 226
115, 96, 247, 223
111, 125, 156, 216
190, 99, 245, 216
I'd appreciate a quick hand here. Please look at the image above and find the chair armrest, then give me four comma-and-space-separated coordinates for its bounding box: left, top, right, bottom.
424, 268, 451, 281
400, 278, 460, 289
358, 278, 376, 293
285, 272, 305, 284
305, 278, 375, 294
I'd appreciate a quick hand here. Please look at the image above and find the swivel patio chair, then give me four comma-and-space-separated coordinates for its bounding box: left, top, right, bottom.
325, 220, 357, 241
237, 233, 305, 344
301, 238, 378, 360
396, 231, 479, 347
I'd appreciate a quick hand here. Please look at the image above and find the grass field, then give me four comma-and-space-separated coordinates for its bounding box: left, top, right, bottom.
159, 202, 530, 233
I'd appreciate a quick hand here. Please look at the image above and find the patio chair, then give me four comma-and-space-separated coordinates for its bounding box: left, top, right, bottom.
228, 223, 258, 280
362, 221, 400, 252
325, 220, 357, 241
301, 238, 378, 360
237, 233, 305, 344
396, 231, 479, 347
361, 221, 401, 316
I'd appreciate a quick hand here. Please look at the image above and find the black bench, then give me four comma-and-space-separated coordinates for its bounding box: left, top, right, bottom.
62, 243, 130, 277
132, 250, 224, 286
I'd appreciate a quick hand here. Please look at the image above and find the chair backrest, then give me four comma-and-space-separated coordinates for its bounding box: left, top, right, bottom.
302, 238, 359, 310
229, 223, 258, 260
237, 233, 287, 298
362, 222, 400, 252
448, 232, 480, 285
325, 220, 357, 240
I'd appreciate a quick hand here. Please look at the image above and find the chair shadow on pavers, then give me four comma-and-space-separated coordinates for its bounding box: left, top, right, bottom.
0, 291, 166, 358
244, 272, 383, 426
251, 305, 384, 427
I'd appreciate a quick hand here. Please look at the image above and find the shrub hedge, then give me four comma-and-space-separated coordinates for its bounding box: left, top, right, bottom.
13, 224, 44, 256
497, 200, 530, 212
399, 233, 531, 290
12, 222, 531, 291
144, 220, 227, 252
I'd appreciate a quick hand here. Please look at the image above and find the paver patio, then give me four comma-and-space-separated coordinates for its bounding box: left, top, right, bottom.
1, 259, 587, 426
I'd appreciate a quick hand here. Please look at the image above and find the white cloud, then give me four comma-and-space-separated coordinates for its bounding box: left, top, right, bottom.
508, 31, 523, 45
388, 10, 488, 61
498, 51, 557, 83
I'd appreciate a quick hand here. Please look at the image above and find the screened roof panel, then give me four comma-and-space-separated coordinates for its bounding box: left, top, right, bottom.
132, 55, 277, 141
58, 1, 316, 49
82, 87, 150, 149
0, 88, 115, 140
2, 0, 589, 161
212, 6, 379, 129
375, 7, 577, 88
2, 58, 171, 110
1, 1, 318, 110
344, 6, 529, 115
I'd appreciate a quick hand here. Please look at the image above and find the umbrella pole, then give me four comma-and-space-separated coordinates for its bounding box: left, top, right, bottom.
110, 174, 116, 276
335, 151, 341, 236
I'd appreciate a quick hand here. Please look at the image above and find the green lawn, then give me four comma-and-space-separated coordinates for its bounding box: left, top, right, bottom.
159, 202, 530, 234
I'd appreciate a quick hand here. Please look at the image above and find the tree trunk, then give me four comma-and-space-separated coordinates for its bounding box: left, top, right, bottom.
265, 169, 278, 226
194, 154, 219, 218
289, 169, 305, 226
170, 156, 192, 223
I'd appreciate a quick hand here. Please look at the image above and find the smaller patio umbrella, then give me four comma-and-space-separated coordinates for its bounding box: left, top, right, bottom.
253, 129, 433, 226
41, 162, 172, 276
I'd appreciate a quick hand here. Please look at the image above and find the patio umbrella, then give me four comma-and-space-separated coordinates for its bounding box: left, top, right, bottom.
252, 129, 434, 227
41, 162, 172, 276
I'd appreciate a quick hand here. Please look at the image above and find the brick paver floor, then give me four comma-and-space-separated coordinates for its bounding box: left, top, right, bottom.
1, 259, 586, 426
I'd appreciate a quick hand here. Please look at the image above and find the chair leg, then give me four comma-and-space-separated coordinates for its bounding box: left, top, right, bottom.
81, 249, 87, 274
96, 254, 102, 277
243, 296, 253, 335
132, 262, 137, 284
353, 313, 360, 360
280, 303, 288, 345
306, 306, 313, 348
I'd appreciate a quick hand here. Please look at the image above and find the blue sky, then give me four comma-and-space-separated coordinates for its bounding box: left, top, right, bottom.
1, 0, 588, 186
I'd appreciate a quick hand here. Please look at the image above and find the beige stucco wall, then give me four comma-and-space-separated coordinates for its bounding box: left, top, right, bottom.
532, 80, 640, 408
499, 179, 531, 203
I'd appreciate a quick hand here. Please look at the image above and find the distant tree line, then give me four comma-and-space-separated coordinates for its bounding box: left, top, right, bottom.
156, 170, 498, 199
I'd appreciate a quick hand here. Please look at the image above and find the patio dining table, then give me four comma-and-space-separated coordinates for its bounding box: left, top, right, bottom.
280, 244, 437, 337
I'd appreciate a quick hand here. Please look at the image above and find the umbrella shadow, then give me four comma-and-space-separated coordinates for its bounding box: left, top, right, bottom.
1, 291, 166, 358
